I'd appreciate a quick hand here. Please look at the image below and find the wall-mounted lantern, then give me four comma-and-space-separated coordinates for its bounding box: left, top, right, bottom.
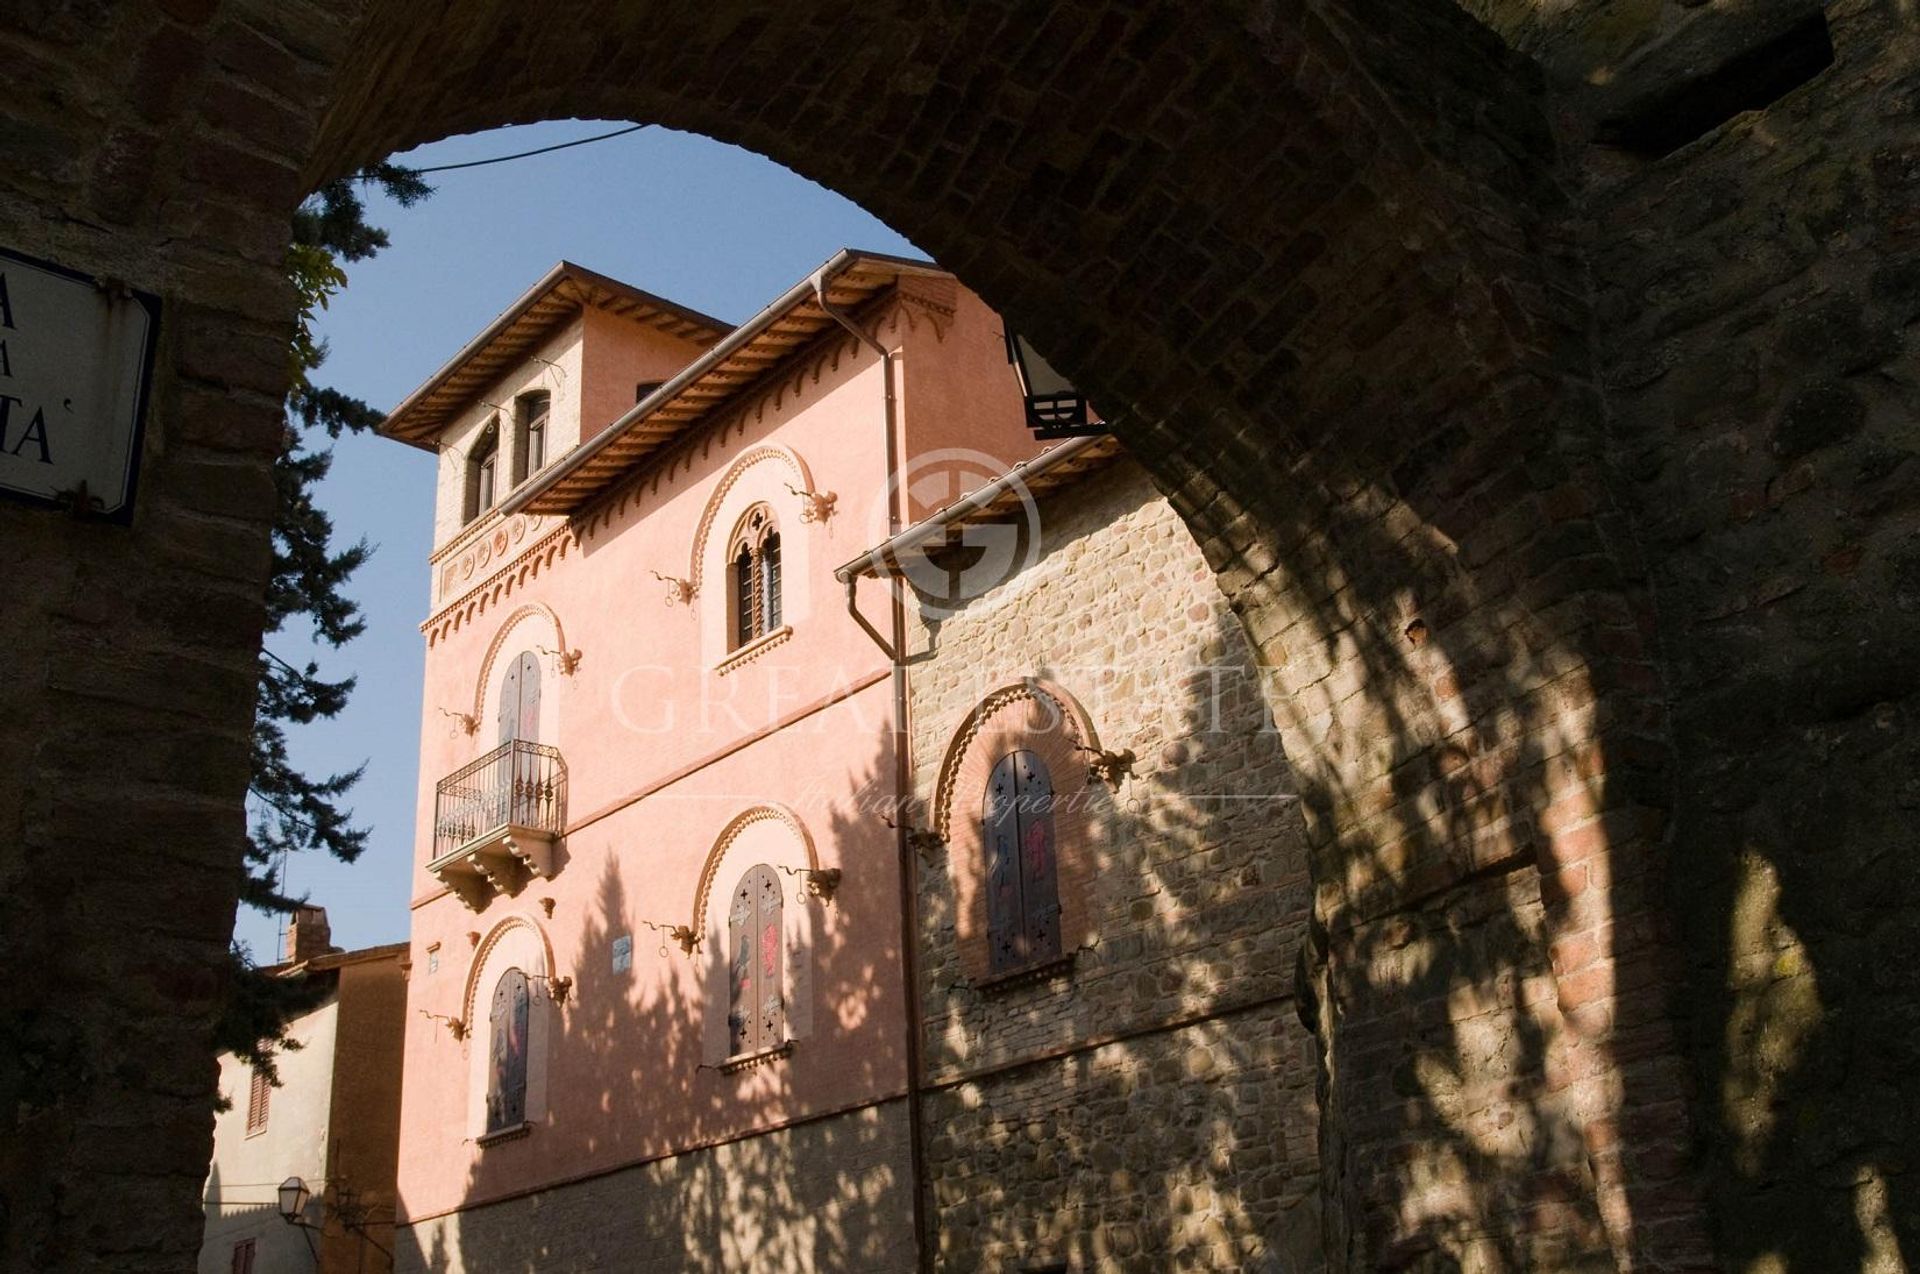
277, 1176, 311, 1225
1004, 330, 1106, 439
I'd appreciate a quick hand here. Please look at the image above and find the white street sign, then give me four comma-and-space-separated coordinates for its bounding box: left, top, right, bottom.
0, 246, 159, 523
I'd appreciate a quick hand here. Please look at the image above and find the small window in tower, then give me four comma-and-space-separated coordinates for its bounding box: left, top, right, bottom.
612, 934, 633, 974
464, 417, 501, 523
513, 391, 550, 484
636, 380, 664, 403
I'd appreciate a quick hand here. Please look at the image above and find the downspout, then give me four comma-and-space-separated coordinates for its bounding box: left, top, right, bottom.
815, 274, 931, 1274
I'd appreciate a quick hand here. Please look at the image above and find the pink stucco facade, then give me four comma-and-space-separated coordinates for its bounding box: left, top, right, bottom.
388, 259, 1041, 1258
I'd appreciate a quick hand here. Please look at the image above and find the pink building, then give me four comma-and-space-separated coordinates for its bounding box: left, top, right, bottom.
382, 254, 1045, 1269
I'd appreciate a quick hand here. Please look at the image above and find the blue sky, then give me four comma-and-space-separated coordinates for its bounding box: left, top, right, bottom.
237, 122, 924, 962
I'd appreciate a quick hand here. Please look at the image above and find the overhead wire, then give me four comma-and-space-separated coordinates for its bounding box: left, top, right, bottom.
412, 124, 649, 174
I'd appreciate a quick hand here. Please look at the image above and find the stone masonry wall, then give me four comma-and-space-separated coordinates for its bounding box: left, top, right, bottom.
1588, 2, 1920, 1264
904, 460, 1320, 1271
394, 1099, 915, 1274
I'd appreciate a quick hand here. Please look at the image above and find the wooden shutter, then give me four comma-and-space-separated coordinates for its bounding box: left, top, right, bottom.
487, 969, 529, 1132
516, 652, 541, 742
727, 865, 785, 1055
1014, 750, 1062, 962
727, 876, 754, 1054
498, 650, 540, 746
497, 652, 521, 744
231, 1238, 256, 1274
754, 865, 785, 1048
985, 753, 1025, 973
245, 1065, 270, 1133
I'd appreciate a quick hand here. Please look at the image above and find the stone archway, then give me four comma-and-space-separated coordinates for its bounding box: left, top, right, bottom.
0, 3, 1710, 1271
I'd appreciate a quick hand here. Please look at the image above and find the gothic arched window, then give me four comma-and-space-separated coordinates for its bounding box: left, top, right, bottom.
727, 863, 785, 1056
984, 749, 1062, 974
727, 506, 782, 650
486, 968, 530, 1134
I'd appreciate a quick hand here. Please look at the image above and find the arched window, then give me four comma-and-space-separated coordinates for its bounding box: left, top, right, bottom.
726, 505, 782, 650
984, 749, 1062, 974
463, 416, 501, 523
726, 863, 785, 1056
511, 391, 550, 485
486, 968, 530, 1134
497, 649, 541, 745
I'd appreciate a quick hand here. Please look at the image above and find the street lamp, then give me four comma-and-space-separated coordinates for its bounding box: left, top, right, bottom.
276, 1176, 311, 1226
1003, 330, 1104, 439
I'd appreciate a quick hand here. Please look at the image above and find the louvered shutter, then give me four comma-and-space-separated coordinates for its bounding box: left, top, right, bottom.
246, 1065, 270, 1133
516, 652, 541, 742
985, 753, 1025, 973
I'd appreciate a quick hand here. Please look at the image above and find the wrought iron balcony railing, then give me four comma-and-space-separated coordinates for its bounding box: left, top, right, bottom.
429, 740, 567, 911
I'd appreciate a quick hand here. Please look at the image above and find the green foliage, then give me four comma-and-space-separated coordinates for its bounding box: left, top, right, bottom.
219, 163, 431, 1080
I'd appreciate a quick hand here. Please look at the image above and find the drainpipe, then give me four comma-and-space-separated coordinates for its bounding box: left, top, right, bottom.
815, 274, 931, 1274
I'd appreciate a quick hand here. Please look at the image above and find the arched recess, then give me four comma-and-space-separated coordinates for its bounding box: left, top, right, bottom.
687, 446, 816, 666
459, 913, 558, 1138
469, 602, 569, 728
685, 445, 815, 600
933, 680, 1101, 982
689, 804, 822, 1064
930, 679, 1100, 842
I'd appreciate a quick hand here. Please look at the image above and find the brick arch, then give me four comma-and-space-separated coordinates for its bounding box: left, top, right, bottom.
930, 678, 1100, 842
1, 0, 1730, 1268
936, 681, 1101, 983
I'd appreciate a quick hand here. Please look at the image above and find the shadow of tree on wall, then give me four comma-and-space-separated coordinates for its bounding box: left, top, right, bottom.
902, 599, 1324, 1274
397, 799, 913, 1271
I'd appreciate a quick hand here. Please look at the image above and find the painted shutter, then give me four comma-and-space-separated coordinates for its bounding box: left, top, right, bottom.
755, 864, 786, 1049
985, 752, 1026, 973
727, 865, 786, 1055
488, 969, 529, 1132
728, 877, 754, 1055
1014, 750, 1062, 963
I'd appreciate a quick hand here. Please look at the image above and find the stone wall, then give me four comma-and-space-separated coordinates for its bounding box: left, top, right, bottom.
1589, 2, 1920, 1264
904, 461, 1321, 1271
394, 1100, 915, 1274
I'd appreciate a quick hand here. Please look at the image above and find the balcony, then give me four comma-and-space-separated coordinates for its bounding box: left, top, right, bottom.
429, 740, 567, 911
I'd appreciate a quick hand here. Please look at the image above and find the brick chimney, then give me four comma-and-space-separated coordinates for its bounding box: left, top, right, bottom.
283, 906, 333, 965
